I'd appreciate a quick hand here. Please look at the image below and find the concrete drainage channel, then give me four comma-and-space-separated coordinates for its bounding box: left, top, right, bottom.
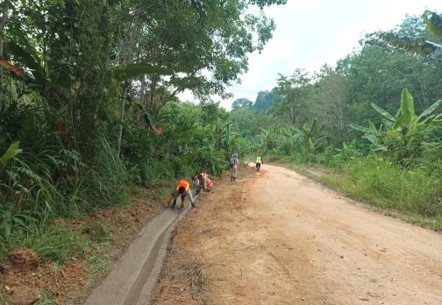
84, 196, 195, 305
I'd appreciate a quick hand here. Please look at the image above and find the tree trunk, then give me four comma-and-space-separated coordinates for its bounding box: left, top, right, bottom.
0, 38, 3, 108
117, 84, 128, 158
0, 0, 9, 109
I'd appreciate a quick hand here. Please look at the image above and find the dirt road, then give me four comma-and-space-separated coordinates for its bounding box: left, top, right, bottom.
151, 164, 442, 305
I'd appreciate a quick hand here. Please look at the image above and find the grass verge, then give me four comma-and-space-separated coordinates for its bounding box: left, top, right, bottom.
0, 185, 167, 305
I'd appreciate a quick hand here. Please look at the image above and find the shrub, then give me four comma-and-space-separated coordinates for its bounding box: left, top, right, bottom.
345, 157, 441, 217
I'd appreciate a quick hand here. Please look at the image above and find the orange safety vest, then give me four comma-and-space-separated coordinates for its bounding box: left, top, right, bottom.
206, 179, 214, 189
200, 173, 213, 189
176, 180, 190, 193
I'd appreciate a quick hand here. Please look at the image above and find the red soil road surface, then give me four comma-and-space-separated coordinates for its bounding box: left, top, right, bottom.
152, 164, 442, 305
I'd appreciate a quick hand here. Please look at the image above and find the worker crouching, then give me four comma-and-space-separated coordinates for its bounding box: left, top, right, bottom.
193, 172, 213, 194
168, 179, 196, 208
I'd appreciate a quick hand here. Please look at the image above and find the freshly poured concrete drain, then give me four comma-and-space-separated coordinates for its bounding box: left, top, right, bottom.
84, 201, 193, 305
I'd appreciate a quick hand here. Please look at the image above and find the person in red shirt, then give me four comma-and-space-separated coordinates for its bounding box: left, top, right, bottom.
167, 179, 196, 208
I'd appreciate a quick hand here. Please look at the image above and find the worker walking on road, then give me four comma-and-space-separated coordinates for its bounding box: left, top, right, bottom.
166, 179, 196, 208
230, 153, 239, 181
255, 156, 263, 171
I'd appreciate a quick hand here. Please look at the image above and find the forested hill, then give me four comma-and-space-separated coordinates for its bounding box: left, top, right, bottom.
0, 1, 441, 297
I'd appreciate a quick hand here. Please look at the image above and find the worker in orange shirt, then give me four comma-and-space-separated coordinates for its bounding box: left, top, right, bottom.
166, 179, 196, 208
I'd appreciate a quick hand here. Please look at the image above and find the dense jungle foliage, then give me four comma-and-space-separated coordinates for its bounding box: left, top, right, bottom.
0, 0, 441, 262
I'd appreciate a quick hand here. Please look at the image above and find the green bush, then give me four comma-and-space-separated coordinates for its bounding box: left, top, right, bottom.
0, 134, 130, 262
343, 157, 441, 216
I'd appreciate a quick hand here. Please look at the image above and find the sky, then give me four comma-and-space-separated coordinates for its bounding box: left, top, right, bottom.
179, 0, 442, 110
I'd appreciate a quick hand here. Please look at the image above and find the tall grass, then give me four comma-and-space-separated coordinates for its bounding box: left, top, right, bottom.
0, 134, 129, 259
0, 223, 88, 261
319, 156, 442, 219
77, 135, 129, 210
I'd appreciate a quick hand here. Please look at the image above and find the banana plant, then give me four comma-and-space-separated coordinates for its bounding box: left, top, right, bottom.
351, 88, 441, 150
301, 120, 325, 155
335, 140, 362, 159
349, 121, 387, 151
211, 121, 242, 157
194, 141, 226, 176
112, 63, 173, 82
258, 127, 279, 154
370, 88, 441, 135
367, 11, 442, 61
279, 125, 301, 154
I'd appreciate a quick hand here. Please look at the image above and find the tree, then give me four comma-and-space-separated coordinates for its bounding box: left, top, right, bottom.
114, 0, 286, 117
230, 108, 270, 139
272, 69, 313, 125
336, 43, 442, 124
232, 98, 253, 110
0, 0, 9, 107
252, 90, 280, 112
110, 0, 287, 156
313, 65, 350, 146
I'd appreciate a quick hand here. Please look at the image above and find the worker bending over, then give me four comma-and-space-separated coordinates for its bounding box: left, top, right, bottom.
167, 179, 196, 208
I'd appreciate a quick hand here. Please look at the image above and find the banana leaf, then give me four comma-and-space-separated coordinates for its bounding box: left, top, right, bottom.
422, 10, 442, 39
367, 32, 442, 61
363, 134, 381, 145
394, 88, 415, 129
5, 41, 46, 89
0, 142, 22, 170
112, 63, 173, 82
0, 59, 33, 82
418, 99, 441, 121
350, 123, 373, 133
420, 112, 442, 124
143, 111, 163, 136
371, 103, 395, 122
